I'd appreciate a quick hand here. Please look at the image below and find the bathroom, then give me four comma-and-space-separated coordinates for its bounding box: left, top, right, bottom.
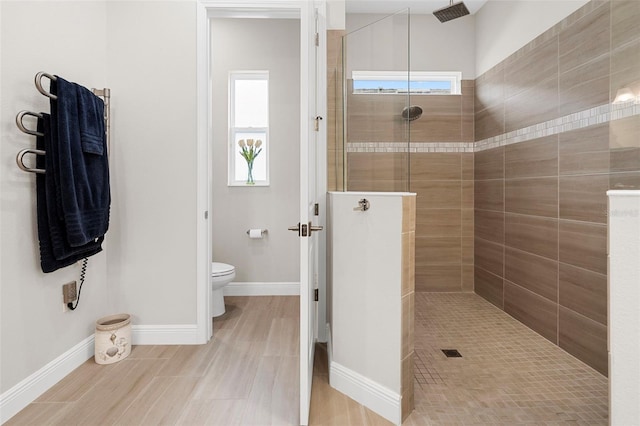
1, 0, 639, 424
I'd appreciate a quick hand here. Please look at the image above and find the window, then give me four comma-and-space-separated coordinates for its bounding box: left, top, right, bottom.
229, 71, 269, 186
352, 71, 462, 95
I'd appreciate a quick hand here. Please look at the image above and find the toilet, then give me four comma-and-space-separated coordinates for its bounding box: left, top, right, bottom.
210, 262, 236, 317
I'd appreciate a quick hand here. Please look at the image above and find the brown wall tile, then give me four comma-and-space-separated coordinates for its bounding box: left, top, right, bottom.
611, 0, 640, 49
559, 3, 610, 74
411, 153, 461, 181
462, 209, 474, 237
475, 267, 503, 309
505, 37, 559, 99
610, 39, 640, 101
559, 220, 607, 274
416, 265, 461, 292
505, 247, 558, 302
505, 214, 558, 260
475, 147, 504, 180
401, 293, 414, 358
504, 281, 558, 343
559, 123, 609, 175
475, 179, 504, 212
461, 153, 474, 180
462, 235, 474, 264
475, 210, 504, 244
462, 264, 474, 292
559, 54, 610, 115
505, 177, 558, 218
462, 181, 474, 209
411, 181, 461, 210
402, 196, 416, 233
416, 237, 461, 265
474, 238, 504, 277
402, 232, 415, 296
505, 136, 558, 179
559, 175, 609, 223
416, 209, 462, 237
475, 63, 504, 112
505, 76, 558, 133
559, 263, 607, 325
610, 171, 640, 190
559, 306, 608, 376
610, 115, 640, 173
347, 152, 409, 181
410, 96, 462, 142
475, 104, 505, 141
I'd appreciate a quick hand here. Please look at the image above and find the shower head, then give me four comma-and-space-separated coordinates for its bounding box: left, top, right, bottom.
402, 106, 423, 121
433, 0, 470, 23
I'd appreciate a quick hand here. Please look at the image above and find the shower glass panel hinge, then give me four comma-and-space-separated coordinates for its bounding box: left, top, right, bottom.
314, 203, 319, 216
314, 289, 319, 301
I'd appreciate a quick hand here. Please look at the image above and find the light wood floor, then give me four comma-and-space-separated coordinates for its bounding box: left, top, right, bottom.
7, 294, 607, 425
6, 296, 387, 426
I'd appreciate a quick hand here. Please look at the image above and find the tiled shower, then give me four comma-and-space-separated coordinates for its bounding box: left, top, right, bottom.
329, 0, 640, 376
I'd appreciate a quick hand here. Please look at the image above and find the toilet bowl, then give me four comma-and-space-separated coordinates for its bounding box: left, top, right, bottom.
211, 262, 236, 317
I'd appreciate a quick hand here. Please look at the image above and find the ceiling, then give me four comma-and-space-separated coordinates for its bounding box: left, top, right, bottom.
346, 0, 488, 15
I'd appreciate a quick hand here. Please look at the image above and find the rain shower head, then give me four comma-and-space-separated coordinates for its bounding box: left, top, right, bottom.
433, 0, 470, 23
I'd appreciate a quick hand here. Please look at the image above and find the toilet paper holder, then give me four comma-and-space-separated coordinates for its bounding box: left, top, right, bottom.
246, 229, 268, 237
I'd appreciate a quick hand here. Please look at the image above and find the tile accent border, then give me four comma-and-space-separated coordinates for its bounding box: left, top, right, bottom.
346, 101, 640, 154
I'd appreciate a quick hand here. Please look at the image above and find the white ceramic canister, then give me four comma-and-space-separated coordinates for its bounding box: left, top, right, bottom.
95, 313, 131, 365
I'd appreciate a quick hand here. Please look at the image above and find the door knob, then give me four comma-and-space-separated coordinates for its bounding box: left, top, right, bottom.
288, 223, 301, 236
309, 224, 323, 234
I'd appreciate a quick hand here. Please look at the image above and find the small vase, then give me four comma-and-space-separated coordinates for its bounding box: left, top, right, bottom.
246, 161, 255, 185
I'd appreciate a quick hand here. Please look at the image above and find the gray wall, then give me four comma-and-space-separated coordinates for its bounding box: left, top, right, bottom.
346, 12, 476, 79
211, 18, 300, 283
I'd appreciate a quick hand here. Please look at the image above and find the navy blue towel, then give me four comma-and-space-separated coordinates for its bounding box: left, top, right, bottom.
36, 114, 103, 273
50, 76, 110, 247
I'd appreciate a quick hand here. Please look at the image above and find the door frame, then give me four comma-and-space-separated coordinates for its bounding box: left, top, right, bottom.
194, 0, 328, 357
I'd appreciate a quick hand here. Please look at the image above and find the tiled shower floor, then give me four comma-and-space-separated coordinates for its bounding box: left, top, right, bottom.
406, 293, 608, 425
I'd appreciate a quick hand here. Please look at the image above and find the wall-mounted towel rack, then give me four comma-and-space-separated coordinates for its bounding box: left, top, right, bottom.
15, 72, 111, 174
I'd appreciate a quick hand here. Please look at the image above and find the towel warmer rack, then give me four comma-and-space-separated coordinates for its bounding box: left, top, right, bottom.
15, 71, 111, 174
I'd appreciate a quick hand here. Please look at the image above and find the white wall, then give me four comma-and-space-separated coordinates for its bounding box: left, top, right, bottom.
105, 1, 198, 325
210, 18, 300, 284
0, 1, 111, 394
475, 0, 588, 76
1, 0, 199, 404
346, 12, 476, 79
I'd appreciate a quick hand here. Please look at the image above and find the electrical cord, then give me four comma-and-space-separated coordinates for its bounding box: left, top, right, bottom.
67, 258, 88, 311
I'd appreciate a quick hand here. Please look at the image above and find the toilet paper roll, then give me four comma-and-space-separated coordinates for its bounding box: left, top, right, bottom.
249, 229, 264, 239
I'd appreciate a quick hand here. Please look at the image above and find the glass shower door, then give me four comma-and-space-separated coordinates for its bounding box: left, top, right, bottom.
341, 9, 411, 192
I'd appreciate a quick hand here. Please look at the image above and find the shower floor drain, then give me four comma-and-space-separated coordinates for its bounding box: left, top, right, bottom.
442, 349, 462, 358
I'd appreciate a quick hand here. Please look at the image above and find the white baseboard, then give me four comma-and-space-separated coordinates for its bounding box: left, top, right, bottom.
132, 324, 200, 345
0, 335, 95, 424
327, 322, 401, 425
223, 281, 300, 296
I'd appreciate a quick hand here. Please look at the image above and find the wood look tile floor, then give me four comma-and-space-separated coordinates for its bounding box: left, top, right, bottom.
7, 294, 608, 425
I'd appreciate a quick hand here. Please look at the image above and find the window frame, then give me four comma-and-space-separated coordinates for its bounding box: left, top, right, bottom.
352, 70, 462, 95
228, 70, 270, 186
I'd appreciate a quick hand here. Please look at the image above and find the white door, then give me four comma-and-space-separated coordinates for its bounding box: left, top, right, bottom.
298, 3, 323, 425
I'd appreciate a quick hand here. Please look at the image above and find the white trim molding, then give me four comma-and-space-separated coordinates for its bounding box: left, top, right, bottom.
0, 335, 95, 424
223, 281, 300, 296
329, 359, 401, 425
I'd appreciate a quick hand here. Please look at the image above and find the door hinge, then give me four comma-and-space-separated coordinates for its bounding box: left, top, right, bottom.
314, 203, 319, 216
314, 116, 323, 132
315, 32, 319, 47
314, 289, 319, 301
